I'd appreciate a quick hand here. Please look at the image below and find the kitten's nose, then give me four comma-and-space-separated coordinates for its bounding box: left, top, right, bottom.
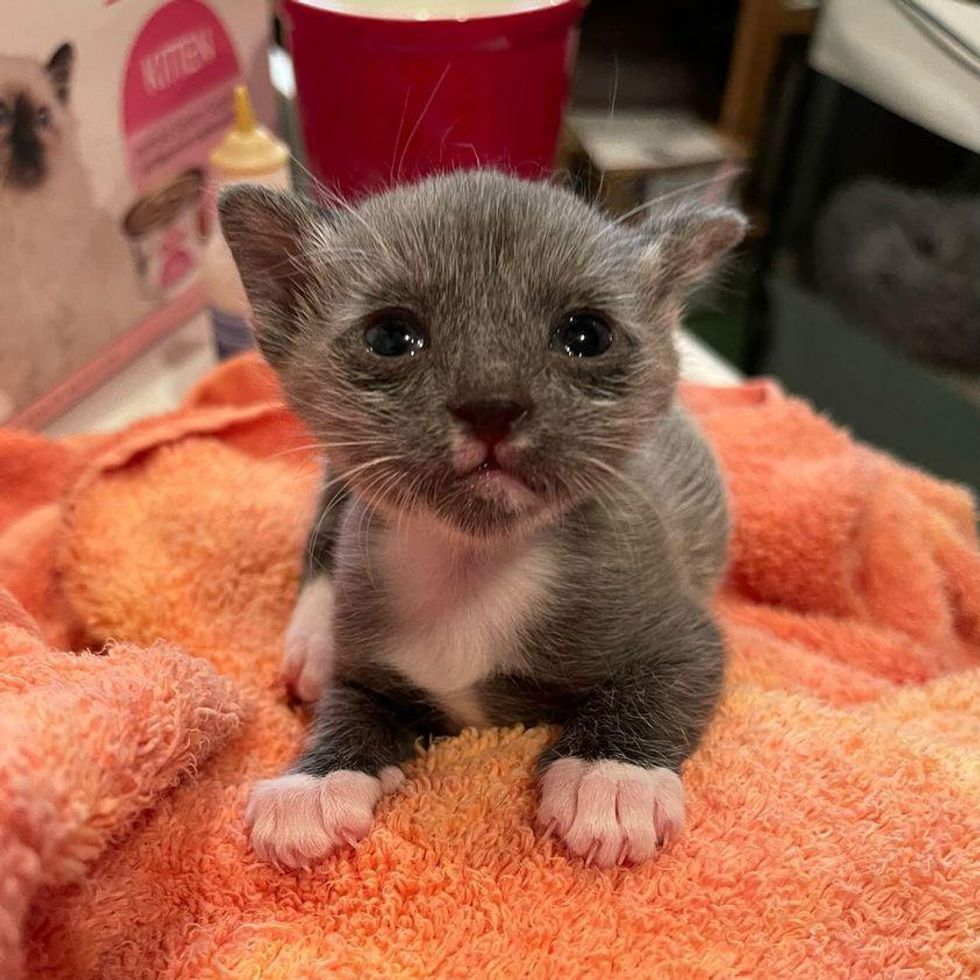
450, 399, 530, 447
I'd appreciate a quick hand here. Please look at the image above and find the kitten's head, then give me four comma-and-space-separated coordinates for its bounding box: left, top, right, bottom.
0, 44, 74, 191
221, 172, 744, 540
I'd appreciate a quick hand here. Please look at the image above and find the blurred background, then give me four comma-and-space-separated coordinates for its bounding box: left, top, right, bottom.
3, 0, 978, 490
566, 0, 980, 490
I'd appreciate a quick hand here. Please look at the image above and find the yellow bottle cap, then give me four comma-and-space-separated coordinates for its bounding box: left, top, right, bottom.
209, 86, 289, 178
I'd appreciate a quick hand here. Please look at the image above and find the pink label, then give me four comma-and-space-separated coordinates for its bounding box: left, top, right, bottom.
122, 0, 240, 189
121, 0, 241, 295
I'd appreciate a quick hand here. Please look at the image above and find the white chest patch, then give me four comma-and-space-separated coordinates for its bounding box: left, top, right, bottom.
376, 519, 554, 727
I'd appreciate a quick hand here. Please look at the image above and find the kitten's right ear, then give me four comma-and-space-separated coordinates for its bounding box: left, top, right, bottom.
219, 186, 324, 367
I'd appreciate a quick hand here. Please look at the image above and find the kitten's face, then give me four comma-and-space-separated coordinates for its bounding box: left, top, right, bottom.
0, 44, 74, 191
221, 173, 744, 540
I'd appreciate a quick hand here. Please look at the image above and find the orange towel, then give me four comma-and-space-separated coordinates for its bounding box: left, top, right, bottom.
1, 354, 978, 978
0, 590, 243, 979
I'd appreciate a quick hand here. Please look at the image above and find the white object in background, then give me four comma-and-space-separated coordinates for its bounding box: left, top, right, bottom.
45, 315, 217, 438
678, 330, 742, 387
203, 86, 292, 360
268, 45, 297, 100
569, 110, 736, 173
811, 0, 980, 153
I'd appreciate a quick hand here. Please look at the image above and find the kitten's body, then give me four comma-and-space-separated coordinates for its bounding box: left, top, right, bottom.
221, 172, 744, 869
0, 47, 146, 419
311, 401, 725, 736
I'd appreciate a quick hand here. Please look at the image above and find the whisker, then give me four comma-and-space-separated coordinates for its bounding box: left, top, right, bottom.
396, 63, 451, 183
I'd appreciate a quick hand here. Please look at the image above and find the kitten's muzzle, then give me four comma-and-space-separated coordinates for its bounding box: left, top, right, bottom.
448, 398, 537, 503
449, 399, 531, 452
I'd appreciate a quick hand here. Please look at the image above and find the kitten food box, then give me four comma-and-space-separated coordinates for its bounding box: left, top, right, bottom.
1, 0, 276, 428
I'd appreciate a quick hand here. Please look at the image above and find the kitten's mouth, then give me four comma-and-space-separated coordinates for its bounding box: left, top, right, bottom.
473, 457, 503, 476
461, 455, 526, 483
457, 453, 535, 504
445, 432, 543, 520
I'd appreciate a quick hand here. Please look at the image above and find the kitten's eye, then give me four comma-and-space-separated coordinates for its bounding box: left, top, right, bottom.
552, 311, 613, 358
364, 310, 427, 357
36, 106, 51, 128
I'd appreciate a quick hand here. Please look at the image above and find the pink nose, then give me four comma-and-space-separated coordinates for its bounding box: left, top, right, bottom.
450, 399, 530, 448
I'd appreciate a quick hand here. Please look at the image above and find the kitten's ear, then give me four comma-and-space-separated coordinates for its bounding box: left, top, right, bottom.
219, 186, 324, 367
642, 203, 747, 293
46, 43, 74, 104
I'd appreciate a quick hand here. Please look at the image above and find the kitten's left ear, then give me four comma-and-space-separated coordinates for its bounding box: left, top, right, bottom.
642, 203, 747, 293
46, 43, 74, 104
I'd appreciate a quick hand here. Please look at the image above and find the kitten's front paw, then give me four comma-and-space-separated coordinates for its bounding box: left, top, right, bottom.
246, 769, 401, 868
536, 758, 684, 868
282, 577, 334, 703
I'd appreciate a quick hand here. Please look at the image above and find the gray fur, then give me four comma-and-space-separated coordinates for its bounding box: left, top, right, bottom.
220, 171, 745, 782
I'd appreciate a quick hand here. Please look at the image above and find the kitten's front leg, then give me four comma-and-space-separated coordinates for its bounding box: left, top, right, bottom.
282, 575, 334, 703
537, 620, 723, 868
282, 478, 350, 703
247, 683, 416, 868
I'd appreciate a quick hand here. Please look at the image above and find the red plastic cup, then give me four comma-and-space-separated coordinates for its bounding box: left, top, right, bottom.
282, 0, 586, 200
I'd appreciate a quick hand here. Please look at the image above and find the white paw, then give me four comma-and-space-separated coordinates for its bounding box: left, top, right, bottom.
245, 768, 402, 869
536, 758, 684, 868
282, 577, 334, 703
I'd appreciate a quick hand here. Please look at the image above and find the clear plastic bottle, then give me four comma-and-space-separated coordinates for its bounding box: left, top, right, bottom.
203, 85, 291, 358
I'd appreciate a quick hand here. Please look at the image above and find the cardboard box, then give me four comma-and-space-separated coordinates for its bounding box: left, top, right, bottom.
1, 0, 274, 428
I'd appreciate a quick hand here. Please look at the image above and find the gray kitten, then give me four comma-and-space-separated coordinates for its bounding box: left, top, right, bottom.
219, 171, 745, 870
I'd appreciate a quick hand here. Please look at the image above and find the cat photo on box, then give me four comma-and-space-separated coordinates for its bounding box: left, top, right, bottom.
0, 42, 148, 423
